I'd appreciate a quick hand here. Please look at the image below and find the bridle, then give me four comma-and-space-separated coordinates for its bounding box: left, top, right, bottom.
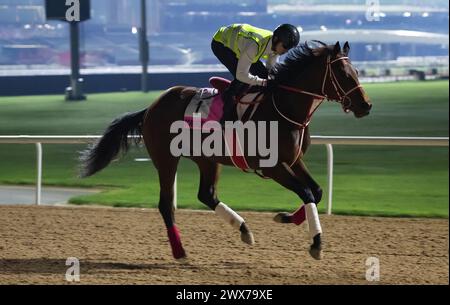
322, 56, 363, 110
273, 55, 363, 128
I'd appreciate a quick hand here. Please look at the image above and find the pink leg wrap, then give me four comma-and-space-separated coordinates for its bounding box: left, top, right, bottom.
167, 225, 186, 259
291, 205, 306, 225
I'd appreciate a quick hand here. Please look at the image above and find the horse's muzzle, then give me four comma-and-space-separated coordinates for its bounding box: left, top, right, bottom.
355, 111, 370, 118
355, 102, 372, 118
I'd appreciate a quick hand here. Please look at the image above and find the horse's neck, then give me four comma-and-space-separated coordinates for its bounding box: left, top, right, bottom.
269, 61, 327, 128
274, 93, 316, 127
250, 58, 327, 128
293, 59, 327, 97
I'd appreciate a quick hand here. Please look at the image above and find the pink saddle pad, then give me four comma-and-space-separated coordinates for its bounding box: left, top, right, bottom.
184, 88, 223, 129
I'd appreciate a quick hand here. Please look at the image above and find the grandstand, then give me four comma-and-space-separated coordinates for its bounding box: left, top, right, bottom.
0, 0, 448, 78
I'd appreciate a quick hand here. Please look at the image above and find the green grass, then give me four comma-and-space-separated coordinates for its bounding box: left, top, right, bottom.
0, 81, 448, 218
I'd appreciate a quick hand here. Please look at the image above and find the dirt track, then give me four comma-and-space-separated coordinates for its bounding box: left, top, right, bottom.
0, 205, 448, 285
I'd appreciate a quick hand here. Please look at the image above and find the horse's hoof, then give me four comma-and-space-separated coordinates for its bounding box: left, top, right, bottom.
176, 255, 189, 262
173, 250, 187, 260
241, 231, 255, 245
309, 245, 322, 260
273, 212, 292, 224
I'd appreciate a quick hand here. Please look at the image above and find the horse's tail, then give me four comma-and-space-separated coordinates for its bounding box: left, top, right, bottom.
79, 108, 147, 178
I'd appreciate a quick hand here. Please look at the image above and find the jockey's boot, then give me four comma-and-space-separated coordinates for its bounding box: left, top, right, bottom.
220, 80, 247, 126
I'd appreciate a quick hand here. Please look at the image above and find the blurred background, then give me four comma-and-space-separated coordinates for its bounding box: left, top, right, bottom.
0, 1, 448, 217
0, 0, 448, 95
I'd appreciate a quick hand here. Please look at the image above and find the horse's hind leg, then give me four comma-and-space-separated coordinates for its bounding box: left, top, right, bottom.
145, 137, 185, 259
155, 156, 187, 259
194, 158, 254, 245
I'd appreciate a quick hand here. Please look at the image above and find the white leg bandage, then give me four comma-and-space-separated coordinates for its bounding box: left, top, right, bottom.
305, 203, 322, 239
215, 202, 245, 230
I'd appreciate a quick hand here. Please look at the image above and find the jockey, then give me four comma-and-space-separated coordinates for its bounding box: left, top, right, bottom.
211, 23, 300, 122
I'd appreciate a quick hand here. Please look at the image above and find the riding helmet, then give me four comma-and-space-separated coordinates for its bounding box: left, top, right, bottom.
273, 24, 300, 49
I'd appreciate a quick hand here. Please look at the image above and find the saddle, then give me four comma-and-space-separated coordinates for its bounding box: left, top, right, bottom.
183, 77, 265, 128
183, 77, 267, 174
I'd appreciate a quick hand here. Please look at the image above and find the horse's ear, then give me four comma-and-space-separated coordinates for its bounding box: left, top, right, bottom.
343, 41, 350, 55
333, 41, 341, 55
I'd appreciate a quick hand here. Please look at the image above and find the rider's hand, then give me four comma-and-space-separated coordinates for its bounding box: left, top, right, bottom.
264, 78, 277, 90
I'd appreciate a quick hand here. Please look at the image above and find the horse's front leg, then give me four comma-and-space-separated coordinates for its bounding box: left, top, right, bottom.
274, 159, 323, 226
263, 162, 323, 260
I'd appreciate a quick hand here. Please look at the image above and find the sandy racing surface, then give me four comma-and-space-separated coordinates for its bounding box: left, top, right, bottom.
0, 205, 448, 285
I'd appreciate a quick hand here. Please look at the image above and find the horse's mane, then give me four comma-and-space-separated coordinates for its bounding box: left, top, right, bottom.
270, 40, 331, 85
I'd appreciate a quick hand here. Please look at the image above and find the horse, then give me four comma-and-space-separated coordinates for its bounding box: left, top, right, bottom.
80, 41, 372, 260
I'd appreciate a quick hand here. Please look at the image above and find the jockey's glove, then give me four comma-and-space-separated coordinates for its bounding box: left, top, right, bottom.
265, 79, 278, 91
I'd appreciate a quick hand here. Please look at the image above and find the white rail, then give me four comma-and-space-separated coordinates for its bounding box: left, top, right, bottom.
0, 135, 448, 213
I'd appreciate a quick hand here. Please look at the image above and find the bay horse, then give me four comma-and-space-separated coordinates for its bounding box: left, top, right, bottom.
80, 41, 372, 260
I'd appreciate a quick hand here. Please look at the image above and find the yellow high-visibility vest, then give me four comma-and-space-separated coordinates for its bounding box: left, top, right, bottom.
213, 24, 272, 63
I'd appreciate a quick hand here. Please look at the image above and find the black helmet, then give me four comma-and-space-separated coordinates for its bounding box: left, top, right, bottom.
273, 24, 300, 49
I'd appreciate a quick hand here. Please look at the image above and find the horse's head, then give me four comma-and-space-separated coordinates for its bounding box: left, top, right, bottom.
324, 42, 372, 118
